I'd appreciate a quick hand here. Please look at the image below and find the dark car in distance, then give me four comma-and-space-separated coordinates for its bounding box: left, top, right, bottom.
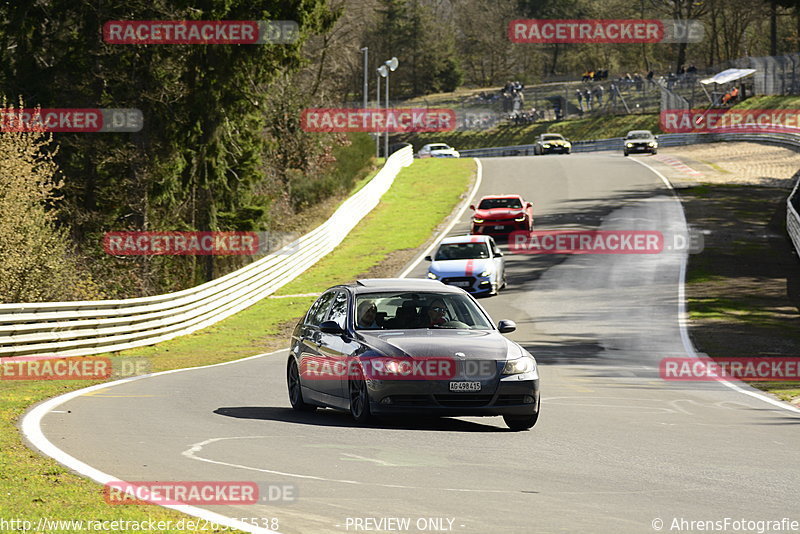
286, 279, 540, 430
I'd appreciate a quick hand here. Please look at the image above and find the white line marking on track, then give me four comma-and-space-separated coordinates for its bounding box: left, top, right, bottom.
629, 157, 800, 416
21, 350, 289, 534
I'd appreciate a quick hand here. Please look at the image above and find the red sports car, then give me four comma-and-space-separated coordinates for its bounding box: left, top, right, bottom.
470, 195, 533, 236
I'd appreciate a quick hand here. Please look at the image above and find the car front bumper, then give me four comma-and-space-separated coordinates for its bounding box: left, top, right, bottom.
368, 378, 540, 417
540, 145, 570, 154
625, 144, 657, 153
472, 221, 528, 235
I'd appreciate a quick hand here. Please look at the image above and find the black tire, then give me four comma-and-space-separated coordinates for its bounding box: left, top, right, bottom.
651, 149, 658, 155
623, 150, 629, 156
503, 411, 539, 431
349, 365, 372, 424
287, 359, 316, 412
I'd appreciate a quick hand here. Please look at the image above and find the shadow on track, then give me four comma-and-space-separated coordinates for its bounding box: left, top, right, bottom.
213, 406, 514, 432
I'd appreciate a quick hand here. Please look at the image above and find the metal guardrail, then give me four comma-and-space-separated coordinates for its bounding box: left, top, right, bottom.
0, 146, 414, 358
459, 131, 800, 259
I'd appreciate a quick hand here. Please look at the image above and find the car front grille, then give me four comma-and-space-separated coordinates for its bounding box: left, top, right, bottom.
441, 276, 476, 288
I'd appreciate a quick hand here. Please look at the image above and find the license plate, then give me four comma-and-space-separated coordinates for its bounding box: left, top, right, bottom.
451, 281, 471, 287
493, 225, 504, 230
449, 381, 481, 392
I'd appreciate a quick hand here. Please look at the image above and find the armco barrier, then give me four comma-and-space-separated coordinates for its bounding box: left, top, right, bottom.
0, 146, 414, 358
459, 130, 800, 259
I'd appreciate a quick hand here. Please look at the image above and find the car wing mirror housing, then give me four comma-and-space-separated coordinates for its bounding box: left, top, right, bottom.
424, 255, 433, 261
319, 320, 344, 334
497, 320, 516, 333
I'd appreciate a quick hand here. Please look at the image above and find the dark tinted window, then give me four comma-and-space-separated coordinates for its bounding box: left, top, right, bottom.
435, 242, 490, 260
477, 198, 523, 209
326, 291, 349, 329
306, 292, 335, 326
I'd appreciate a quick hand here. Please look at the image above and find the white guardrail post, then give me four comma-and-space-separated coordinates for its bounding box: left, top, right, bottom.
0, 146, 414, 358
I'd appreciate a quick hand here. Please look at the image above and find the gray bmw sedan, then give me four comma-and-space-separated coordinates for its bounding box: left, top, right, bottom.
286, 278, 540, 431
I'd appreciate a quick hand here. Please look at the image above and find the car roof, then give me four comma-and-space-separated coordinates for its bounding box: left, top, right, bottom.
541, 133, 564, 137
438, 235, 492, 245
626, 130, 654, 135
342, 278, 465, 294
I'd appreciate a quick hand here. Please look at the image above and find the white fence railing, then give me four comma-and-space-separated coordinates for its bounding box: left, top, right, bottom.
459, 131, 800, 259
0, 146, 414, 358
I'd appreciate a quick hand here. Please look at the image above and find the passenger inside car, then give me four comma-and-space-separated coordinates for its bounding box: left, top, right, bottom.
356, 300, 380, 328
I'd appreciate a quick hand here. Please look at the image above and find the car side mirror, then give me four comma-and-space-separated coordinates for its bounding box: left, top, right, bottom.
469, 204, 476, 210
497, 320, 516, 333
526, 202, 532, 208
424, 255, 432, 261
495, 251, 504, 257
319, 320, 344, 334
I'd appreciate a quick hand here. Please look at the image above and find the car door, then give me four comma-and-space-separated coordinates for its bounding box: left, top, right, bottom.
319, 290, 350, 400
298, 291, 335, 394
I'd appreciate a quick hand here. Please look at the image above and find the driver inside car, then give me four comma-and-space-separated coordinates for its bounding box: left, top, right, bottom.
419, 299, 448, 327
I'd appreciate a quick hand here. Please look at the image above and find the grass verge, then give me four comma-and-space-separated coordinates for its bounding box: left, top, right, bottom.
0, 157, 475, 533
678, 184, 800, 404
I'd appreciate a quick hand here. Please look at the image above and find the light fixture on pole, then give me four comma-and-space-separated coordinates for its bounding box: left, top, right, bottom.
377, 64, 389, 158
381, 57, 398, 159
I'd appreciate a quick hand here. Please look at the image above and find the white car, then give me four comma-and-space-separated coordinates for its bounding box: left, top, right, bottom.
417, 143, 460, 158
425, 235, 505, 296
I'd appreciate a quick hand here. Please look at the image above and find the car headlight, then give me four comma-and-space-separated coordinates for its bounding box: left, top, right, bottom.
543, 144, 551, 148
479, 270, 492, 277
648, 142, 657, 147
514, 215, 526, 222
502, 356, 536, 375
427, 272, 438, 279
564, 142, 572, 147
626, 143, 634, 147
473, 217, 484, 223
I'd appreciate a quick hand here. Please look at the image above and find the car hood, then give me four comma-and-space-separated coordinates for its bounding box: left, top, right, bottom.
541, 139, 569, 145
626, 138, 655, 144
474, 208, 525, 220
358, 329, 513, 361
429, 258, 493, 276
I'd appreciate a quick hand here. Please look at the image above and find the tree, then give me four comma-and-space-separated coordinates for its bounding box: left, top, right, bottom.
0, 103, 101, 303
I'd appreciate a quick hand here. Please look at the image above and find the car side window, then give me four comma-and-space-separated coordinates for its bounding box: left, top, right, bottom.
307, 291, 335, 326
326, 291, 349, 329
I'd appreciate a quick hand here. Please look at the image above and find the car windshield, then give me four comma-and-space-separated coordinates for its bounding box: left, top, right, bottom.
434, 242, 490, 260
429, 144, 450, 150
542, 134, 564, 141
627, 132, 653, 139
355, 292, 493, 330
478, 198, 523, 209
